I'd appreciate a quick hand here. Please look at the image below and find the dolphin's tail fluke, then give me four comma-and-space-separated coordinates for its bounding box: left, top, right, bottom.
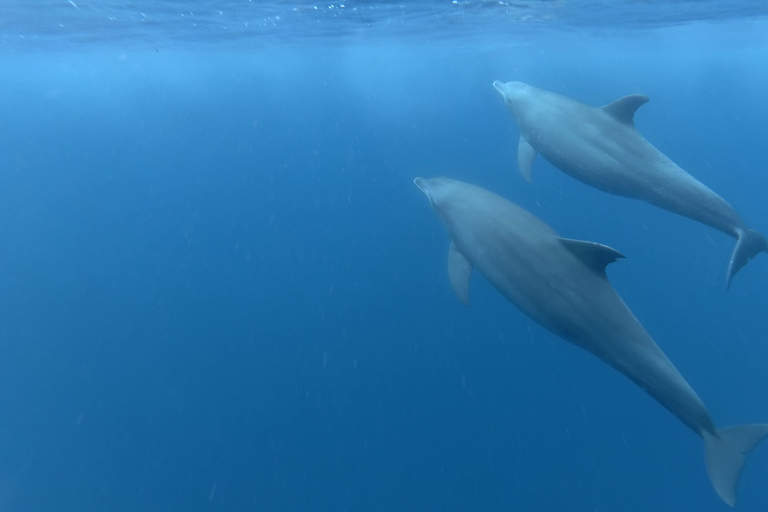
727, 228, 768, 288
703, 424, 768, 507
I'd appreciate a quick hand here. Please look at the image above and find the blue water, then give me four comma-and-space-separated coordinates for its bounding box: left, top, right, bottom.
1, 1, 767, 511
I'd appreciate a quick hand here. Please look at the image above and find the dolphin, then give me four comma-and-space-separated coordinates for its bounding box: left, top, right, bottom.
492, 80, 767, 287
415, 176, 767, 506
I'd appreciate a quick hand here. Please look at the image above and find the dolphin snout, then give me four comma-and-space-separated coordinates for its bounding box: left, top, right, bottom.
493, 80, 506, 96
414, 177, 429, 195
414, 177, 435, 206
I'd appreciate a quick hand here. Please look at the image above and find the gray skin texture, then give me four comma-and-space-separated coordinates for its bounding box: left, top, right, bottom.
493, 81, 766, 286
415, 176, 767, 506
415, 176, 714, 436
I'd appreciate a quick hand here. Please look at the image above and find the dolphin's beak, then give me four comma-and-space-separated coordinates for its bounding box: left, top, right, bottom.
413, 177, 429, 197
414, 177, 437, 212
493, 80, 506, 97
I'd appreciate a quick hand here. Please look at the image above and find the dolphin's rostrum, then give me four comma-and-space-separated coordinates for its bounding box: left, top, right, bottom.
493, 80, 767, 287
415, 176, 767, 506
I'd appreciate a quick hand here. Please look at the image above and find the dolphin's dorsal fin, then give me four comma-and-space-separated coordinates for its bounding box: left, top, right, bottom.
517, 135, 536, 182
557, 238, 625, 277
600, 94, 649, 125
448, 241, 472, 306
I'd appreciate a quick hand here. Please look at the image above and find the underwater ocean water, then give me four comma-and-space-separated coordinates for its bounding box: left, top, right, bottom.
1, 1, 768, 511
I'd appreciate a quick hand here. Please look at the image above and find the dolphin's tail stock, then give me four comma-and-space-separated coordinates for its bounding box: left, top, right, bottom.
702, 424, 768, 506
727, 228, 768, 288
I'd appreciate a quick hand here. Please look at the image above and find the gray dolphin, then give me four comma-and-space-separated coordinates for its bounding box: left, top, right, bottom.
415, 176, 767, 506
493, 80, 767, 287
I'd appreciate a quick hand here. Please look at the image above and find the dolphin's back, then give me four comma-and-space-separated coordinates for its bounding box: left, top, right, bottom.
444, 181, 626, 342
519, 88, 683, 198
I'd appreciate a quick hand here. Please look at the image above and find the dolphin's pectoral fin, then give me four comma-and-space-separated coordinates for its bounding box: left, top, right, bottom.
600, 94, 650, 125
448, 241, 472, 307
517, 135, 536, 183
726, 228, 768, 288
557, 238, 625, 277
703, 424, 768, 507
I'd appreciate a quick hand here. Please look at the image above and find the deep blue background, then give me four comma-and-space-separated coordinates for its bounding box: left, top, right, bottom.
0, 25, 767, 512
